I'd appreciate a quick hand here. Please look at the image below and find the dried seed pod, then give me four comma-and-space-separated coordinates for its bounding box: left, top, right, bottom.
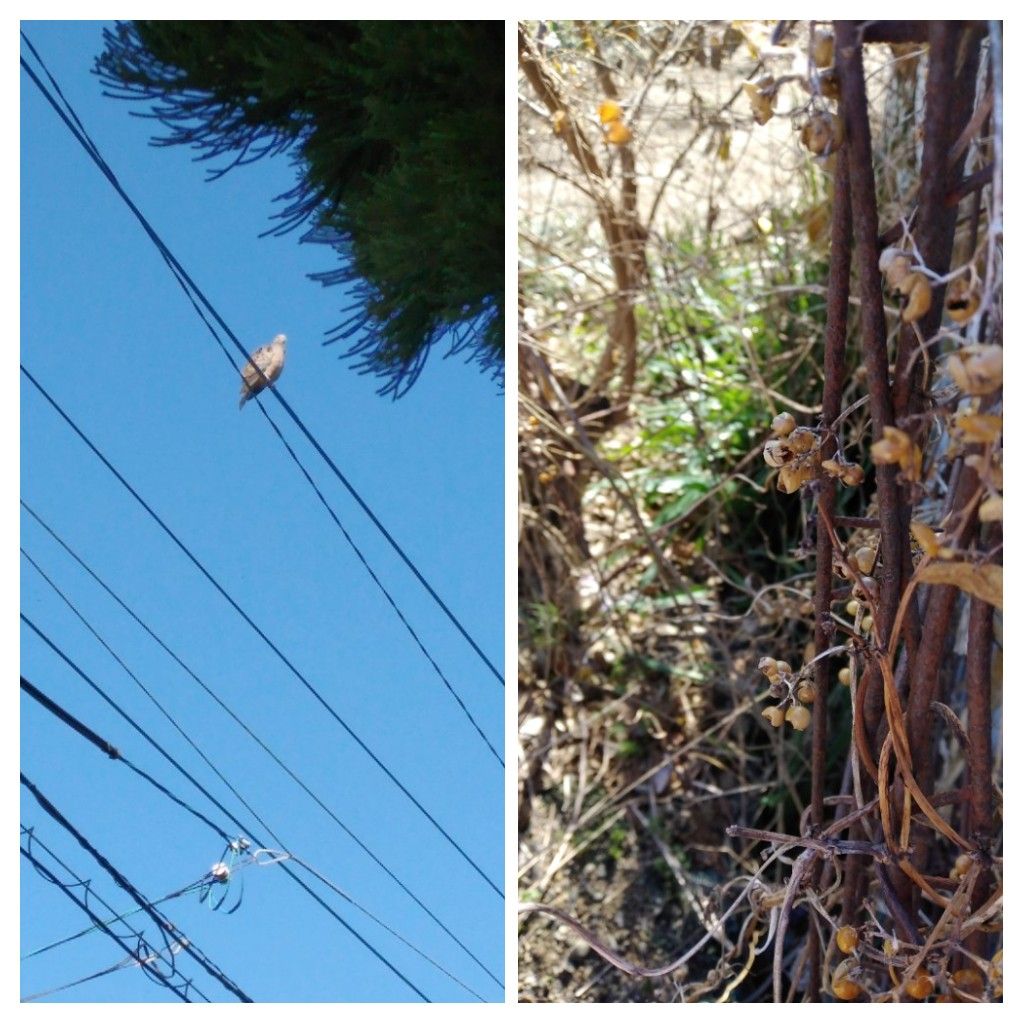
811, 30, 834, 69
786, 704, 811, 730
763, 438, 793, 468
787, 426, 817, 454
771, 411, 797, 437
832, 976, 863, 1001
899, 271, 932, 322
743, 76, 777, 125
842, 466, 864, 485
777, 462, 813, 493
953, 411, 1003, 444
838, 667, 852, 686
944, 344, 1003, 396
817, 68, 841, 100
950, 852, 973, 879
878, 247, 912, 290
836, 925, 859, 954
979, 495, 1003, 522
905, 971, 935, 1000
801, 111, 844, 155
945, 277, 981, 323
775, 661, 793, 676
796, 683, 815, 704
950, 968, 985, 997
762, 706, 785, 728
551, 110, 568, 136
840, 464, 865, 487
860, 614, 874, 633
854, 546, 875, 574
820, 458, 844, 478
758, 656, 779, 675
846, 599, 861, 617
871, 425, 913, 467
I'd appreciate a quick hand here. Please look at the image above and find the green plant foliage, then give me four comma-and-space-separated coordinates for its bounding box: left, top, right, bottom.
96, 20, 502, 397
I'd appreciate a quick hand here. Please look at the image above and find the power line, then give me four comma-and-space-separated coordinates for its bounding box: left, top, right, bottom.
21, 834, 211, 963
21, 825, 208, 1003
20, 364, 502, 900
20, 36, 504, 691
19, 624, 470, 999
22, 614, 244, 845
20, 780, 252, 1001
22, 937, 190, 1002
20, 674, 233, 845
251, 398, 503, 766
22, 547, 282, 844
21, 499, 503, 990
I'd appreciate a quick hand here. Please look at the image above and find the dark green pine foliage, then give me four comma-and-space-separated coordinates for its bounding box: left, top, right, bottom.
96, 21, 503, 397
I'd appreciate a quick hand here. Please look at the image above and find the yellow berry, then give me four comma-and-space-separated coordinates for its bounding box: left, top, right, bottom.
861, 614, 874, 633
762, 706, 785, 728
836, 925, 859, 953
838, 667, 852, 686
846, 599, 860, 617
797, 684, 815, 704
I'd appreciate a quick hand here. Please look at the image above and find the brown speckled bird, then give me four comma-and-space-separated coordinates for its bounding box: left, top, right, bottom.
239, 333, 287, 409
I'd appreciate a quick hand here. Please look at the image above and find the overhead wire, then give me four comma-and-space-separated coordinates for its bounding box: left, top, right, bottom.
21, 33, 503, 999
20, 33, 504, 691
20, 833, 203, 1004
23, 673, 237, 845
152, 286, 502, 767
22, 936, 191, 1002
21, 498, 502, 990
21, 831, 214, 963
21, 777, 253, 1002
20, 365, 502, 899
19, 634, 485, 999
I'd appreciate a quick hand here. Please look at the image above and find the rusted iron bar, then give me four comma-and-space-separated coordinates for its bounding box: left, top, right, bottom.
834, 23, 903, 747
807, 148, 853, 998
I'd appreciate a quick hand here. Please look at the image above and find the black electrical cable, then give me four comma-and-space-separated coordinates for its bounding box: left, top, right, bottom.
21, 499, 503, 990
21, 824, 208, 1003
20, 788, 248, 1002
22, 548, 281, 845
20, 366, 502, 900
20, 37, 504, 692
21, 673, 235, 844
22, 613, 242, 846
147, 285, 502, 768
19, 620, 470, 999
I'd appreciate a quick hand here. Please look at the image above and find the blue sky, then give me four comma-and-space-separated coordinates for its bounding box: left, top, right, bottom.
20, 22, 504, 1003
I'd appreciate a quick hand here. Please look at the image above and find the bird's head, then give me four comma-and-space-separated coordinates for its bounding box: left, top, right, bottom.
274, 333, 287, 345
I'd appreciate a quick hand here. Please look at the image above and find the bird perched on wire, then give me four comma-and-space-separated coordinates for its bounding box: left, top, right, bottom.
238, 333, 287, 409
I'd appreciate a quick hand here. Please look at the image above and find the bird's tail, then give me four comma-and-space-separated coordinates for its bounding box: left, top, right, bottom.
239, 392, 249, 410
